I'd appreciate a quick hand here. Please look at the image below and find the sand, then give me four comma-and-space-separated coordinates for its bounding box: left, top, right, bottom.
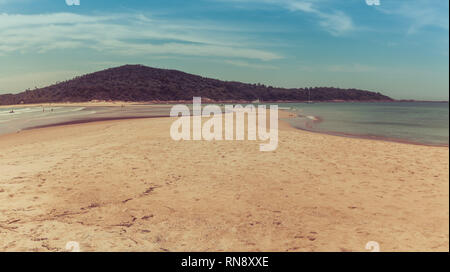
0, 112, 448, 252
0, 101, 159, 108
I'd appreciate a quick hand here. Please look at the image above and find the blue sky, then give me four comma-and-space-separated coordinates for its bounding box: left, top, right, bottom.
0, 0, 448, 100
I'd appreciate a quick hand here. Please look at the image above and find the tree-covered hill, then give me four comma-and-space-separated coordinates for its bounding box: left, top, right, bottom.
0, 65, 392, 105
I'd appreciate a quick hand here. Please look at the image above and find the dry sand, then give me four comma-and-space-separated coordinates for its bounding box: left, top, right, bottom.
0, 112, 448, 252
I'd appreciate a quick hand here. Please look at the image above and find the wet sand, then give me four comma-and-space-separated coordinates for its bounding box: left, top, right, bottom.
0, 111, 448, 252
0, 104, 173, 135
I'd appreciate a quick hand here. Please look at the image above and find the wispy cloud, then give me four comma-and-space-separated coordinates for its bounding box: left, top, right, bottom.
224, 60, 279, 69
377, 0, 449, 34
278, 0, 354, 36
217, 0, 355, 36
0, 12, 282, 61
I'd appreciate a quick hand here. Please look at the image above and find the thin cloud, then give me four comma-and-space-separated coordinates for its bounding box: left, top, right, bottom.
283, 0, 355, 36
218, 0, 355, 36
0, 12, 282, 61
224, 60, 279, 69
377, 0, 449, 34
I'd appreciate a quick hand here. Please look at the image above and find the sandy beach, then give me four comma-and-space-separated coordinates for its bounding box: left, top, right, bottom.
0, 110, 448, 252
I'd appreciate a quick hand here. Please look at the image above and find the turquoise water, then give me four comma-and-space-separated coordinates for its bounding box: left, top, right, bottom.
281, 102, 449, 146
1, 102, 448, 146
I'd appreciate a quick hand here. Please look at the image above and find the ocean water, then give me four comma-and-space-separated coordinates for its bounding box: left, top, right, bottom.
0, 102, 448, 146
281, 102, 449, 146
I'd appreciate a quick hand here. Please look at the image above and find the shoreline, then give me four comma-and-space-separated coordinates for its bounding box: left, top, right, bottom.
1, 99, 448, 109
0, 106, 448, 148
283, 109, 449, 148
285, 121, 449, 148
23, 115, 171, 131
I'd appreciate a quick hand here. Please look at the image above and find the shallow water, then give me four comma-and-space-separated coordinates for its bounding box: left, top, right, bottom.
280, 102, 449, 146
0, 105, 171, 135
0, 106, 91, 134
1, 102, 448, 146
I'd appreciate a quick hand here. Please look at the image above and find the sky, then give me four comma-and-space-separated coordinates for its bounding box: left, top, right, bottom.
0, 0, 448, 100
